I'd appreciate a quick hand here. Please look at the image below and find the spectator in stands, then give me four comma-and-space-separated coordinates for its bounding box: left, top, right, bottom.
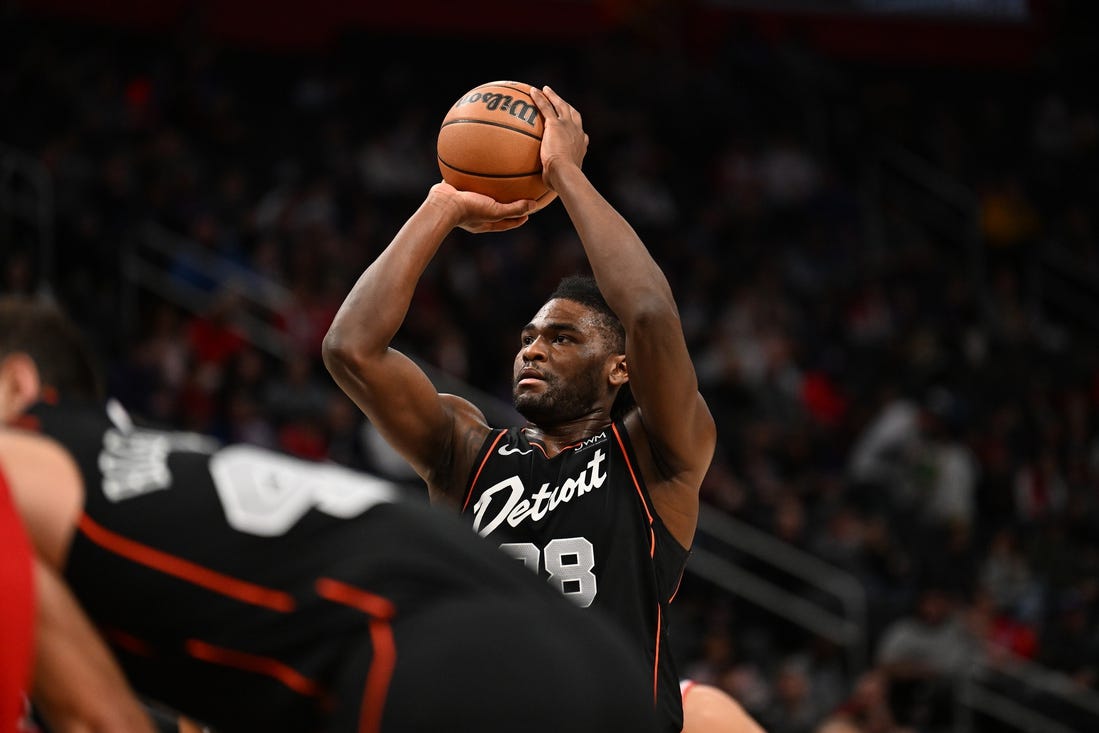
760, 657, 820, 733
875, 585, 983, 731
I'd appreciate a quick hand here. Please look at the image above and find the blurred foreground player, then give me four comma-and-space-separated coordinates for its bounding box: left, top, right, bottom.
0, 295, 658, 733
3, 415, 157, 733
25, 555, 167, 732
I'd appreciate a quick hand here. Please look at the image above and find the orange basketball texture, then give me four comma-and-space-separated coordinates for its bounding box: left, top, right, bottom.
437, 81, 551, 204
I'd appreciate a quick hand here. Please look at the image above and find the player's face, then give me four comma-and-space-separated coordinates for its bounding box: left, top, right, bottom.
512, 299, 612, 424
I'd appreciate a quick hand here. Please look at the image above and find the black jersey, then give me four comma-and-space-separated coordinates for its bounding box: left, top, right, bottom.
26, 399, 660, 733
460, 420, 690, 733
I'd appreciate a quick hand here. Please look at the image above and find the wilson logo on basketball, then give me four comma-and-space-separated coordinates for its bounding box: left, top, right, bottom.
452, 92, 538, 128
437, 80, 549, 203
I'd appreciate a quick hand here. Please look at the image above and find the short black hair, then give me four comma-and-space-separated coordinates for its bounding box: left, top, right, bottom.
547, 274, 625, 353
546, 275, 635, 419
0, 296, 103, 401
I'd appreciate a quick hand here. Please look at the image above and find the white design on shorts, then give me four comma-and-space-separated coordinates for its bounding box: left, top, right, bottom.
98, 400, 398, 536
209, 445, 398, 537
100, 400, 220, 501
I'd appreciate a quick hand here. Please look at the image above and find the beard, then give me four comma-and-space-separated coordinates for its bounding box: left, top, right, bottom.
513, 368, 604, 425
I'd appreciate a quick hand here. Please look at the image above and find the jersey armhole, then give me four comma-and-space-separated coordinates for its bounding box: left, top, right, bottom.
460, 428, 509, 513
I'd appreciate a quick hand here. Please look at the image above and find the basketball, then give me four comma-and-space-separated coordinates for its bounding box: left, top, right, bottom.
437, 81, 552, 205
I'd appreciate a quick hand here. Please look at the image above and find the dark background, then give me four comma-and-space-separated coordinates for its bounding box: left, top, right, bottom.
3, 1, 1098, 731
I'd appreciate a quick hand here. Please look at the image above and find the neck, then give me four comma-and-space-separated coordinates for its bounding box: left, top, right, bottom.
522, 414, 614, 456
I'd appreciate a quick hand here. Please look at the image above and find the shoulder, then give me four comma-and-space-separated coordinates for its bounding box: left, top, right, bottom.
441, 393, 492, 430
432, 394, 495, 503
438, 393, 495, 455
623, 396, 715, 478
620, 409, 704, 548
0, 428, 80, 477
0, 428, 84, 568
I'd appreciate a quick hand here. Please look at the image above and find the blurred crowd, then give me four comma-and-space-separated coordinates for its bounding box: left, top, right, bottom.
3, 5, 1098, 732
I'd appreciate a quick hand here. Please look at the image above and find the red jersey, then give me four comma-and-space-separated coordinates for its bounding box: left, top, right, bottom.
0, 464, 35, 733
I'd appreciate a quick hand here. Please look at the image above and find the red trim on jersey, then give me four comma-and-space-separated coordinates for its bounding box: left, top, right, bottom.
77, 514, 296, 612
0, 466, 35, 733
522, 426, 584, 455
652, 604, 663, 706
668, 567, 687, 604
361, 618, 395, 733
461, 430, 508, 512
610, 422, 665, 705
185, 639, 326, 698
315, 578, 395, 618
610, 423, 656, 558
315, 578, 397, 733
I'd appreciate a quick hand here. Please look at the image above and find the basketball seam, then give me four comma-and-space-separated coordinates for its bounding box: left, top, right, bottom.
468, 83, 535, 98
436, 158, 542, 179
439, 119, 542, 142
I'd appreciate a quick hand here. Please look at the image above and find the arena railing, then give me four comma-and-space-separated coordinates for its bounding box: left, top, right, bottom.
691, 503, 869, 675
122, 221, 294, 358
864, 141, 988, 320
956, 650, 1099, 732
121, 220, 526, 429
1035, 246, 1099, 337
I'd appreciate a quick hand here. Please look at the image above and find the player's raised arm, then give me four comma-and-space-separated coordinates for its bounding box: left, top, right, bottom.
322, 183, 535, 500
530, 85, 716, 543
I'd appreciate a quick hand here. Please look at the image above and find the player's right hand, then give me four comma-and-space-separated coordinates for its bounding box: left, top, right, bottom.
427, 181, 536, 234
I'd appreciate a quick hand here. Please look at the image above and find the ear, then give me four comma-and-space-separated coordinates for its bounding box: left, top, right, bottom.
607, 354, 629, 388
0, 353, 42, 424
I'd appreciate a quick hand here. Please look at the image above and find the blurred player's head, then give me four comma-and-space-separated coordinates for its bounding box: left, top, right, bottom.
0, 296, 102, 421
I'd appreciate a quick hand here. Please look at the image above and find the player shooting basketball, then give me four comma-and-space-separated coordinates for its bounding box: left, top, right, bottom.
325, 84, 717, 733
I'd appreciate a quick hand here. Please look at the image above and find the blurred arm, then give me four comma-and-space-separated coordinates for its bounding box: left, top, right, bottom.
31, 556, 156, 733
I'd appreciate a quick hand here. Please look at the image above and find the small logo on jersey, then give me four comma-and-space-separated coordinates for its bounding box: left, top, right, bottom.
497, 444, 533, 457
471, 448, 608, 536
576, 431, 608, 452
